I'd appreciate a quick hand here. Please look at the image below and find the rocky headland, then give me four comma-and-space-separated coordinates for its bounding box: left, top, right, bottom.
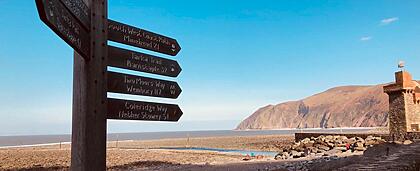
237, 84, 395, 130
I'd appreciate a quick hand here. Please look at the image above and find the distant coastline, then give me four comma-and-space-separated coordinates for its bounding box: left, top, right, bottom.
0, 128, 374, 148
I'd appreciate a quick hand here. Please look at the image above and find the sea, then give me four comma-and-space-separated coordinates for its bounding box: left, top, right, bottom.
0, 127, 374, 148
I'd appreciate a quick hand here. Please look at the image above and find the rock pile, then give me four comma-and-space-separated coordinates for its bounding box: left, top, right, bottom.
275, 135, 386, 160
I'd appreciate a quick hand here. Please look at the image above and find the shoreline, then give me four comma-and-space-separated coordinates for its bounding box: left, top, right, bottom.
0, 127, 377, 148
2, 132, 418, 171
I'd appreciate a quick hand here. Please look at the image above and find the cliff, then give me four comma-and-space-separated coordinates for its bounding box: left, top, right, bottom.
236, 84, 392, 130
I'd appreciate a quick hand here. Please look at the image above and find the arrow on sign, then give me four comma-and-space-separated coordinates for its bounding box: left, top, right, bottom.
107, 98, 183, 121
108, 46, 181, 77
35, 0, 90, 60
108, 19, 181, 56
107, 71, 182, 99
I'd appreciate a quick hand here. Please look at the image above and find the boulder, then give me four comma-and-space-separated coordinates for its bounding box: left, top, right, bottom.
302, 138, 310, 143
339, 136, 348, 140
365, 140, 377, 146
344, 138, 357, 144
324, 149, 342, 156
325, 135, 333, 140
403, 140, 412, 145
295, 146, 305, 152
307, 147, 317, 153
291, 150, 303, 158
309, 152, 316, 157
327, 142, 335, 148
274, 153, 282, 160
282, 152, 290, 159
275, 152, 290, 160
377, 139, 386, 143
355, 142, 364, 148
318, 145, 330, 151
304, 142, 314, 148
394, 141, 403, 144
333, 147, 347, 152
356, 137, 365, 144
354, 146, 366, 151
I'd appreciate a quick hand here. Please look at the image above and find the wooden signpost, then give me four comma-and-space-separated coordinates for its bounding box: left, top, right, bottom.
35, 0, 183, 170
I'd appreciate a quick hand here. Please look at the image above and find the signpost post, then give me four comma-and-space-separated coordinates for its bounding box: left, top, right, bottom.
70, 0, 108, 170
35, 0, 183, 170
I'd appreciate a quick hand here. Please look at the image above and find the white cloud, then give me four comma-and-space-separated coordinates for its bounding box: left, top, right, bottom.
380, 17, 399, 25
360, 36, 372, 41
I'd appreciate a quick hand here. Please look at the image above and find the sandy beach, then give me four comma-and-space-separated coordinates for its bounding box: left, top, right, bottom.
2, 133, 420, 171
0, 135, 294, 170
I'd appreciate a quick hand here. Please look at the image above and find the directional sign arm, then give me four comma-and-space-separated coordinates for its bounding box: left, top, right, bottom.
108, 19, 181, 56
108, 46, 182, 77
35, 0, 90, 60
107, 98, 183, 121
107, 71, 182, 99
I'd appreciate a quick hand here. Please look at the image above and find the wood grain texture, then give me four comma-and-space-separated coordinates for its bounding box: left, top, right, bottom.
71, 0, 108, 170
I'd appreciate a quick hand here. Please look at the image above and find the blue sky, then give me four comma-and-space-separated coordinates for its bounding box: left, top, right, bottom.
0, 0, 420, 135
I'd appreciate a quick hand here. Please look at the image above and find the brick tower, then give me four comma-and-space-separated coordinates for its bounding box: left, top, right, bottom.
383, 70, 420, 141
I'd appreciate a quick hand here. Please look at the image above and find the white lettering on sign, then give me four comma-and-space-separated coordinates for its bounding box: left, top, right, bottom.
123, 75, 176, 96
108, 22, 172, 46
124, 52, 171, 74
117, 101, 170, 120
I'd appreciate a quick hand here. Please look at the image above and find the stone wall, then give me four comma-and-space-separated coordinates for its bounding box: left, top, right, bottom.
387, 91, 408, 140
383, 70, 420, 141
404, 90, 420, 132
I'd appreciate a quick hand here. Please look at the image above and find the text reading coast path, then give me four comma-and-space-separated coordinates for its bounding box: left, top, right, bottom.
108, 19, 181, 56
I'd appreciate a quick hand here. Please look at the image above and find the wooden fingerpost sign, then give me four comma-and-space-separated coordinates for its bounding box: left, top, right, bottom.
35, 0, 183, 170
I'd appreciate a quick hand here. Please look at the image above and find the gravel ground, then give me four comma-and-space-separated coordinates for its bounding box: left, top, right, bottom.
0, 135, 293, 170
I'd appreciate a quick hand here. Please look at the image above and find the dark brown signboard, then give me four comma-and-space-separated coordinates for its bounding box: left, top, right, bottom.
59, 0, 90, 30
107, 98, 183, 121
108, 46, 181, 77
108, 19, 181, 56
35, 0, 90, 59
107, 71, 182, 99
